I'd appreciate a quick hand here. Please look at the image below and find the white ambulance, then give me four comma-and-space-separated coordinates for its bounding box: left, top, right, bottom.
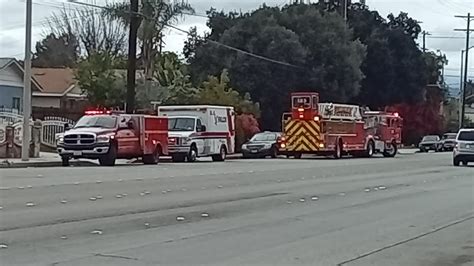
157, 105, 235, 162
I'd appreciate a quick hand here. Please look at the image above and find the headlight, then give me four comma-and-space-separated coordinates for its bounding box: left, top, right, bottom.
57, 136, 64, 144
181, 137, 191, 144
97, 135, 110, 143
241, 144, 247, 149
264, 144, 272, 149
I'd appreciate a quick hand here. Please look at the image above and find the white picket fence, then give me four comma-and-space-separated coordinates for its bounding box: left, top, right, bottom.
0, 110, 75, 147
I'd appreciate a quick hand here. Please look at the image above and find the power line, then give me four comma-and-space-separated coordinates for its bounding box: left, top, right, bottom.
61, 0, 305, 70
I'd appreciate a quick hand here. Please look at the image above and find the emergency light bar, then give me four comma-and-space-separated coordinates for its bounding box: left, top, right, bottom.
84, 110, 111, 115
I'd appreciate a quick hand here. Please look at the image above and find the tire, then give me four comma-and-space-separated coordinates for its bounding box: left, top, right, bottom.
212, 146, 226, 162
383, 141, 398, 158
171, 154, 186, 163
334, 139, 343, 159
365, 140, 375, 158
453, 157, 460, 166
61, 156, 70, 167
270, 146, 278, 158
187, 145, 198, 162
294, 153, 302, 159
143, 147, 160, 165
99, 144, 116, 166
462, 161, 468, 166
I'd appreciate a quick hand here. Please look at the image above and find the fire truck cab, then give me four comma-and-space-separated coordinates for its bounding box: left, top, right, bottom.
279, 92, 402, 159
57, 110, 168, 166
362, 111, 403, 157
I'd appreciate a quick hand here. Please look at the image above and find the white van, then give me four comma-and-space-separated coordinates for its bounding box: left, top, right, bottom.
158, 105, 235, 162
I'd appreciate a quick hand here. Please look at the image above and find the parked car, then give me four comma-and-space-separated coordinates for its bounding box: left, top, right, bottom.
453, 128, 474, 166
241, 132, 282, 158
418, 135, 440, 152
437, 133, 457, 151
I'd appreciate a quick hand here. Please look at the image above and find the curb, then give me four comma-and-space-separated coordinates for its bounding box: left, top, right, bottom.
0, 160, 97, 169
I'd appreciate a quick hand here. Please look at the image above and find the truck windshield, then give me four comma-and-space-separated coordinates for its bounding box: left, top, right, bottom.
169, 118, 195, 131
74, 116, 117, 129
292, 96, 311, 109
458, 131, 474, 141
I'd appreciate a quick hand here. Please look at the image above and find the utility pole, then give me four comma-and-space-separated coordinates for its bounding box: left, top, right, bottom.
343, 0, 348, 21
126, 0, 140, 113
455, 13, 473, 128
422, 31, 430, 52
459, 49, 464, 128
21, 0, 32, 161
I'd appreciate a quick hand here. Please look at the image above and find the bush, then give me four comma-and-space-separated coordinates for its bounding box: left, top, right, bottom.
235, 114, 260, 152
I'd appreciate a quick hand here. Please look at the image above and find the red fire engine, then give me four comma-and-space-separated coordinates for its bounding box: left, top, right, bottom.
57, 110, 168, 166
279, 92, 402, 159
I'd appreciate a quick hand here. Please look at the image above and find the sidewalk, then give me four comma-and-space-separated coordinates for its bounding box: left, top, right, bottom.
0, 152, 97, 168
0, 152, 244, 168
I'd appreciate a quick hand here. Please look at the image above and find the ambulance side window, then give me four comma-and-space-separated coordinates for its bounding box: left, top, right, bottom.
196, 119, 203, 132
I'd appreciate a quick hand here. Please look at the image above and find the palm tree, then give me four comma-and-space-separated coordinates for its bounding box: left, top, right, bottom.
105, 0, 194, 94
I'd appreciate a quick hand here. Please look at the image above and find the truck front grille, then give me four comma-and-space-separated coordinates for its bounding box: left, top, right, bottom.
64, 134, 95, 145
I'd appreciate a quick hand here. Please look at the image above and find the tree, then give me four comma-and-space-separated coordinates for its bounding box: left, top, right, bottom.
347, 5, 428, 108
105, 0, 194, 92
48, 7, 128, 57
187, 4, 365, 129
32, 33, 79, 68
75, 53, 125, 107
196, 70, 260, 116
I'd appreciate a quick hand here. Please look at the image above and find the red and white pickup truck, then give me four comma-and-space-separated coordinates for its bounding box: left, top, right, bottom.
56, 110, 168, 166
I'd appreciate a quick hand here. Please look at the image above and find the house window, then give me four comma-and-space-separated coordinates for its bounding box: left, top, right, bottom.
12, 97, 21, 110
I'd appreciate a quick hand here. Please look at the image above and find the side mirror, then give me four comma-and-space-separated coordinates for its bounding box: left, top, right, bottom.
64, 123, 71, 131
200, 125, 207, 132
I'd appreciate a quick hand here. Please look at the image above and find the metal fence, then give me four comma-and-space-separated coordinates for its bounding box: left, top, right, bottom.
0, 109, 75, 148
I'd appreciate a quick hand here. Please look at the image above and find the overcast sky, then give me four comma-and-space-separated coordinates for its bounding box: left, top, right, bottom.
1, 0, 473, 87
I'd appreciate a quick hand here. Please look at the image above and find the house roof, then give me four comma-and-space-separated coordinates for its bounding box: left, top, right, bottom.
32, 68, 77, 95
0, 57, 44, 92
0, 58, 15, 69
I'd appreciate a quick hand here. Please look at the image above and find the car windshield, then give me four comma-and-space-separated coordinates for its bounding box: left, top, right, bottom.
74, 116, 116, 129
458, 131, 474, 141
251, 133, 276, 141
422, 136, 438, 142
169, 118, 195, 131
443, 134, 456, 140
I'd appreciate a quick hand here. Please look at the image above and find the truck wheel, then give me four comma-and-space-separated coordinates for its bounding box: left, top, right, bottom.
453, 157, 460, 166
212, 146, 226, 162
270, 146, 278, 158
364, 140, 375, 158
99, 145, 116, 166
187, 145, 198, 162
334, 140, 343, 159
61, 156, 70, 167
143, 147, 160, 165
383, 141, 397, 158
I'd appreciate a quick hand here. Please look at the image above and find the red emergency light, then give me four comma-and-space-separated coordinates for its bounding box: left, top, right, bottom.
84, 110, 112, 115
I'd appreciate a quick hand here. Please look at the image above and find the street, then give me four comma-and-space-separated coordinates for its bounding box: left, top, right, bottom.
0, 153, 472, 266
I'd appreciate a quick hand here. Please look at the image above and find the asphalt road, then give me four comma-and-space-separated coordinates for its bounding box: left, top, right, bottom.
0, 153, 472, 266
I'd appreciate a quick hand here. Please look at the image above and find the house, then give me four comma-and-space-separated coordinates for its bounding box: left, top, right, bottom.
0, 58, 43, 111
32, 68, 87, 111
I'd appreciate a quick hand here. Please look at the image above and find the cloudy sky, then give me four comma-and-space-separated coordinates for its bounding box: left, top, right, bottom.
1, 0, 473, 88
